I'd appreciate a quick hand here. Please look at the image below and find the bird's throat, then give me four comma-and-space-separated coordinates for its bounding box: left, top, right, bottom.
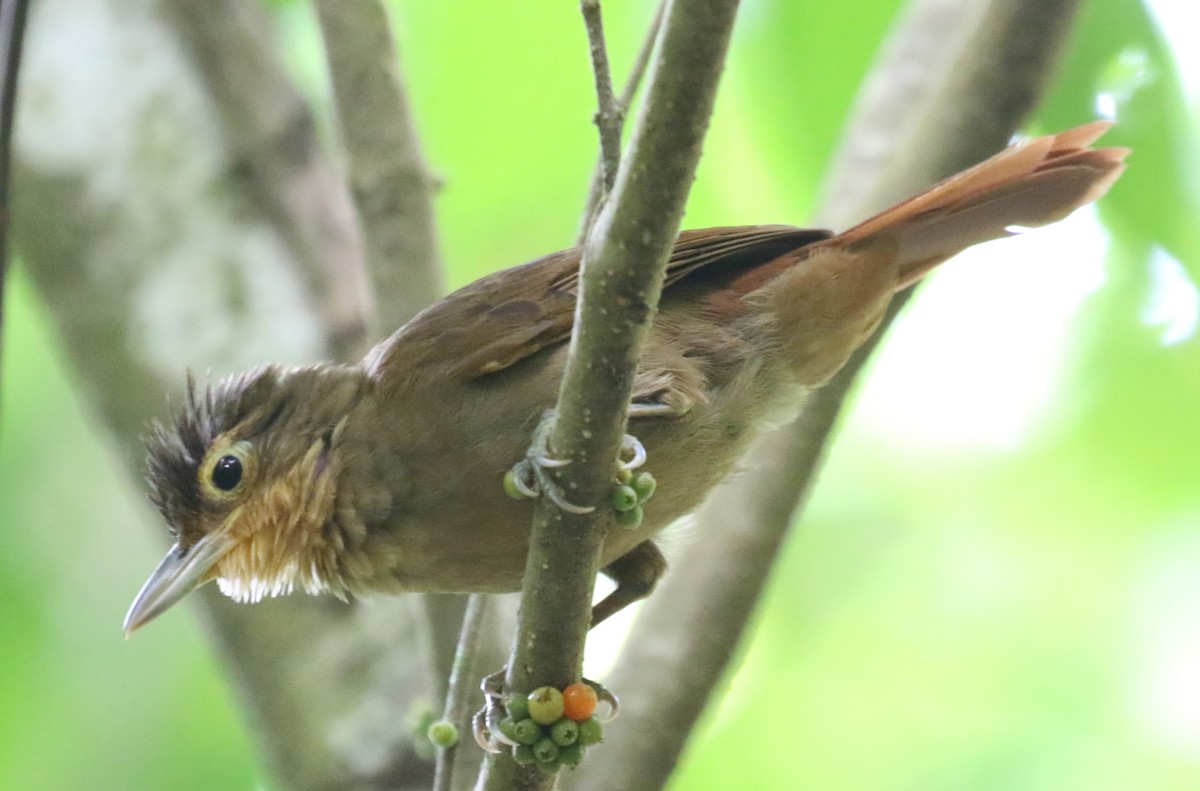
213, 441, 345, 603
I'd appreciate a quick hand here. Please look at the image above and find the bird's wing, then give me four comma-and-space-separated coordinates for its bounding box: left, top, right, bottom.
365, 225, 831, 383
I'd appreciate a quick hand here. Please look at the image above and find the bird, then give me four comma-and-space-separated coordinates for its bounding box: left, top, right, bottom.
123, 122, 1128, 634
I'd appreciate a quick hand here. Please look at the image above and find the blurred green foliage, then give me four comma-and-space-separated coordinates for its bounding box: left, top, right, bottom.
1, 0, 1195, 789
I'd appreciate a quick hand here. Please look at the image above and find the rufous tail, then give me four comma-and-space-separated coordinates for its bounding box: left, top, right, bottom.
835, 121, 1129, 289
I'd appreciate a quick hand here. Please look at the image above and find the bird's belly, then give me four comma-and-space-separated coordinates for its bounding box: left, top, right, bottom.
358, 348, 798, 594
367, 403, 774, 594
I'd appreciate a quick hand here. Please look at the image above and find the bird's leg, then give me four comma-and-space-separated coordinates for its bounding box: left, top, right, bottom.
592, 540, 667, 626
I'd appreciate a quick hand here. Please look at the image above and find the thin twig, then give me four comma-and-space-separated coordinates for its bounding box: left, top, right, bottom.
480, 2, 742, 789
568, 0, 1084, 788
577, 0, 667, 243
580, 0, 622, 197
0, 0, 30, 402
433, 594, 489, 791
422, 593, 471, 706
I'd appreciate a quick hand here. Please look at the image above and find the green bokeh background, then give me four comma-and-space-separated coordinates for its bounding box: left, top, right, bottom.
2, 1, 1197, 788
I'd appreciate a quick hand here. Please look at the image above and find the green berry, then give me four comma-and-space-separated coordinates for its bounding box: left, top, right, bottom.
550, 717, 579, 746
527, 686, 565, 724
504, 693, 530, 722
513, 717, 541, 745
631, 471, 657, 501
533, 736, 560, 764
616, 467, 632, 484
496, 716, 519, 742
559, 741, 585, 768
577, 717, 604, 746
512, 744, 537, 765
611, 484, 639, 512
503, 470, 529, 500
426, 720, 458, 748
615, 504, 643, 529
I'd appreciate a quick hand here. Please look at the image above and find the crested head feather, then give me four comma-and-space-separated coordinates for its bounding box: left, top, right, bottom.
145, 366, 283, 545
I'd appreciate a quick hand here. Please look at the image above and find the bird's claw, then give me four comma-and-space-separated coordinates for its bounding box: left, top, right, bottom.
473, 670, 511, 753
506, 460, 542, 499
618, 434, 647, 472
473, 709, 502, 753
584, 678, 621, 723
504, 410, 596, 514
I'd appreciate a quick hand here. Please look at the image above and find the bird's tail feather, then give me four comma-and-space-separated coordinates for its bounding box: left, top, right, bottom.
833, 121, 1129, 289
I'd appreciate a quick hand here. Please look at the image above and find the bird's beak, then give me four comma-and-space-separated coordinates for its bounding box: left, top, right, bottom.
123, 532, 237, 636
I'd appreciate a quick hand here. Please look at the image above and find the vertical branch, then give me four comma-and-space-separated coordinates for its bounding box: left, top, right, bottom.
0, 0, 29, 397
313, 0, 480, 725
432, 594, 489, 791
568, 0, 1084, 788
481, 1, 742, 789
577, 1, 666, 242
580, 0, 622, 197
314, 0, 445, 330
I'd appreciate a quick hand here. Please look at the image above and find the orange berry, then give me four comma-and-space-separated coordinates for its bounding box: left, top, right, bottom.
562, 682, 598, 722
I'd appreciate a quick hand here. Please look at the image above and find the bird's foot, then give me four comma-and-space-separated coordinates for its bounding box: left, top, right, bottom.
473, 670, 618, 762
503, 410, 653, 520
474, 670, 516, 753
503, 410, 594, 514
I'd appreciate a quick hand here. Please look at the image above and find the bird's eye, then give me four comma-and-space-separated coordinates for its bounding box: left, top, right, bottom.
211, 455, 244, 491
199, 440, 254, 499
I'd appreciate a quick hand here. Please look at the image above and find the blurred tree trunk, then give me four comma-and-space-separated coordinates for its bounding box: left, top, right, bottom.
13, 0, 437, 788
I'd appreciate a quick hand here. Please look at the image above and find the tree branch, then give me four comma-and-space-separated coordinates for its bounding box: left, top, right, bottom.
314, 0, 444, 331
577, 0, 666, 242
0, 0, 29, 403
568, 0, 1083, 787
580, 0, 622, 199
481, 0, 742, 788
162, 0, 375, 360
433, 594, 489, 791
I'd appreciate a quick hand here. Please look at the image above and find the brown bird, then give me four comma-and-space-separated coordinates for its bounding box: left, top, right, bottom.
124, 123, 1127, 634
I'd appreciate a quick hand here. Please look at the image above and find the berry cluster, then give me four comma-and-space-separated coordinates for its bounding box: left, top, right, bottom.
497, 683, 604, 774
611, 470, 656, 529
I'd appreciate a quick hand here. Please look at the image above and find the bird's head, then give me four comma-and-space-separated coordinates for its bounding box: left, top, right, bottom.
124, 364, 368, 634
